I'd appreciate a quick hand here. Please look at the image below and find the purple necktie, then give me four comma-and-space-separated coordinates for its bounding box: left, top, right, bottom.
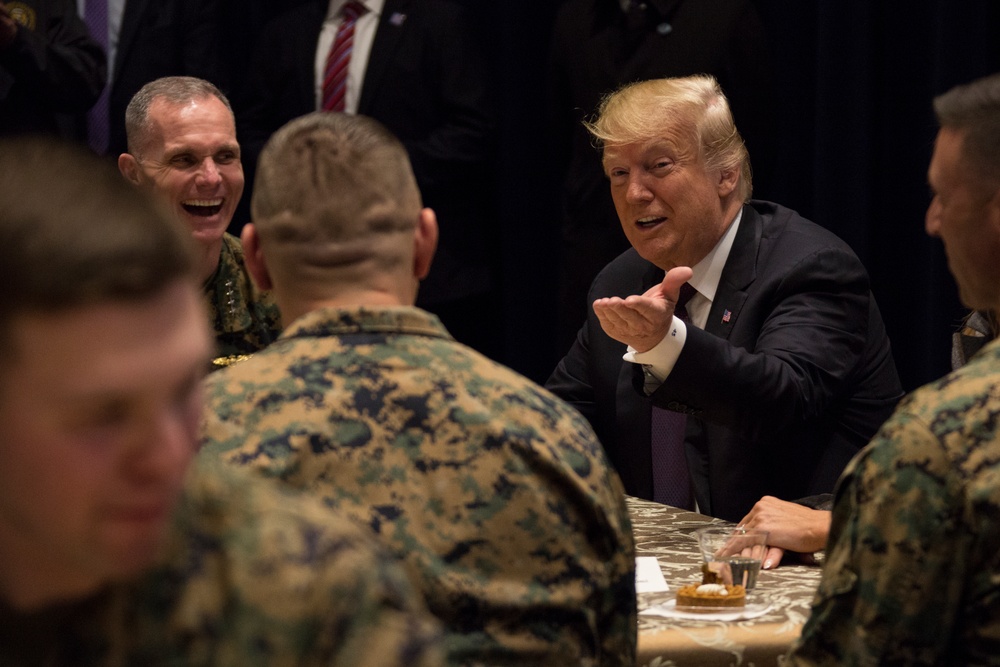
651, 282, 696, 508
84, 0, 110, 154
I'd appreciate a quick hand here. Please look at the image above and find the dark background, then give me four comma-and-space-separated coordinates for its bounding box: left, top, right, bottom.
478, 0, 1000, 391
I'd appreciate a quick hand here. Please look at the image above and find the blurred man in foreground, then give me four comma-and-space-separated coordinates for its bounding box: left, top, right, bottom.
199, 112, 637, 666
787, 71, 1000, 664
118, 76, 281, 366
0, 136, 442, 665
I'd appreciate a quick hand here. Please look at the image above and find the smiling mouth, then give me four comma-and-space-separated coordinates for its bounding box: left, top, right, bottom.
182, 199, 223, 217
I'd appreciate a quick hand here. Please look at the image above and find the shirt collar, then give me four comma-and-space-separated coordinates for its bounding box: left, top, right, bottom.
280, 305, 451, 342
687, 206, 742, 305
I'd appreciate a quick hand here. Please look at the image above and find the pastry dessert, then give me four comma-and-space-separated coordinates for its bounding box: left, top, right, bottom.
675, 582, 746, 608
675, 562, 746, 609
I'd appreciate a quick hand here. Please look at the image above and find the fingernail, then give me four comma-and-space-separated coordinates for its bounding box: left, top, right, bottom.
763, 559, 773, 570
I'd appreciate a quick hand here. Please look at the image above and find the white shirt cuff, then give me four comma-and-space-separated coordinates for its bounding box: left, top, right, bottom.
622, 316, 687, 393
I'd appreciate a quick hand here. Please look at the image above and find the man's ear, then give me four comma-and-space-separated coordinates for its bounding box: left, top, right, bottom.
413, 208, 439, 281
717, 165, 740, 198
118, 153, 142, 185
240, 223, 273, 291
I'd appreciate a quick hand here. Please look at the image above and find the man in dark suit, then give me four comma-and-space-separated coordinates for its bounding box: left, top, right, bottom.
101, 0, 227, 155
546, 75, 904, 522
546, 0, 776, 353
236, 0, 497, 356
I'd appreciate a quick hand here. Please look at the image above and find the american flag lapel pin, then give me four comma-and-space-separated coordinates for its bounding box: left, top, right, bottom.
722, 309, 732, 323
389, 12, 407, 26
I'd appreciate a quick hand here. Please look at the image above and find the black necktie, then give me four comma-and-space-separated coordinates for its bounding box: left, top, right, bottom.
650, 283, 696, 509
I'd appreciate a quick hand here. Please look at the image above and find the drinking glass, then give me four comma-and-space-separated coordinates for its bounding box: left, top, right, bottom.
695, 526, 769, 590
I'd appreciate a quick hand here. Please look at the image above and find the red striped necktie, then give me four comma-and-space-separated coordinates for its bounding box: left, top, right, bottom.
322, 1, 366, 113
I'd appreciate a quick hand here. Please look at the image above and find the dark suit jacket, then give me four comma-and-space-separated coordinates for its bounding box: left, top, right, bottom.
237, 0, 496, 305
546, 201, 904, 522
108, 0, 228, 155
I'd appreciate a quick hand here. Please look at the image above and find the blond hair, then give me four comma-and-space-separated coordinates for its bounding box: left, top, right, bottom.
586, 75, 752, 201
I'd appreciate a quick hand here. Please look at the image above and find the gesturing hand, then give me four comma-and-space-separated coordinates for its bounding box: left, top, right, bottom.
593, 266, 694, 352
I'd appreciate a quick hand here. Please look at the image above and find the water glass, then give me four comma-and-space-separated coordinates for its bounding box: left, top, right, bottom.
694, 526, 769, 590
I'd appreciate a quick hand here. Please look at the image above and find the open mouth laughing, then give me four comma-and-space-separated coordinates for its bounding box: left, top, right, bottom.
182, 199, 223, 217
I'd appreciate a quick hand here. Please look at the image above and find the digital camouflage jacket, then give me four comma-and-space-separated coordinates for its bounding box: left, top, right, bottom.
200, 306, 637, 667
789, 337, 1000, 665
204, 233, 282, 365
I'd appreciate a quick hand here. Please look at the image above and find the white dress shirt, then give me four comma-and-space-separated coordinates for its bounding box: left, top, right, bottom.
314, 0, 384, 113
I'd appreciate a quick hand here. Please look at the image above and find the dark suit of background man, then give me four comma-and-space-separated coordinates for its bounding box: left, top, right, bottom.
546, 0, 777, 353
76, 0, 227, 155
236, 0, 498, 357
0, 0, 104, 141
546, 75, 904, 523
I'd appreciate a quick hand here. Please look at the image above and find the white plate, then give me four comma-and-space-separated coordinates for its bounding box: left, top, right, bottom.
640, 596, 773, 621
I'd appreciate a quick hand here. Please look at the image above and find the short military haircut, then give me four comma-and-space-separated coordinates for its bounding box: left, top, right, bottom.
0, 137, 196, 354
251, 112, 421, 267
934, 72, 1000, 189
125, 75, 233, 155
586, 74, 753, 202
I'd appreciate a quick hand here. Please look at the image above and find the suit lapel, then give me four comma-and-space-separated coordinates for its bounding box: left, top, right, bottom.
115, 0, 151, 77
358, 0, 410, 114
303, 3, 327, 105
705, 205, 761, 339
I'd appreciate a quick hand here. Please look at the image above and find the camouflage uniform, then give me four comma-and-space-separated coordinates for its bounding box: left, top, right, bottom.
204, 233, 282, 362
787, 337, 1000, 665
0, 458, 443, 667
200, 306, 637, 667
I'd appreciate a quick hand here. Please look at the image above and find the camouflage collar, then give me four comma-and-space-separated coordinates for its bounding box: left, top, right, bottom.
203, 234, 254, 334
279, 306, 452, 341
